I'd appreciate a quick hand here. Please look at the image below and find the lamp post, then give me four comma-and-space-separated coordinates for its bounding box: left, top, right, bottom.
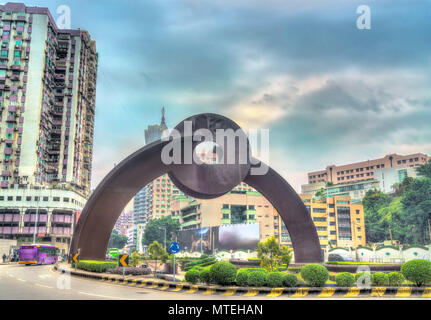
158, 226, 166, 250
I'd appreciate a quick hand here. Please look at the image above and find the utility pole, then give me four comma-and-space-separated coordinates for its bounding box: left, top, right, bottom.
428, 219, 431, 242
389, 227, 393, 244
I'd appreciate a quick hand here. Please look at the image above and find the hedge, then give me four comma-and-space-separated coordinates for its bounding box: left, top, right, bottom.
388, 272, 405, 287
401, 259, 431, 287
372, 272, 389, 286
107, 267, 151, 275
355, 271, 372, 286
76, 260, 118, 273
282, 274, 298, 287
248, 271, 267, 287
199, 269, 212, 285
335, 272, 355, 287
300, 264, 329, 287
185, 269, 200, 284
236, 270, 249, 286
210, 262, 237, 285
267, 272, 284, 288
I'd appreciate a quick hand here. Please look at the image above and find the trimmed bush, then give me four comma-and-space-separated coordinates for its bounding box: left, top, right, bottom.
267, 272, 284, 288
236, 270, 249, 287
76, 260, 117, 273
401, 259, 431, 287
184, 256, 216, 271
335, 272, 355, 287
372, 272, 389, 286
388, 272, 405, 287
282, 273, 298, 287
300, 264, 329, 287
107, 267, 151, 275
210, 262, 237, 285
199, 269, 212, 285
248, 270, 267, 287
185, 269, 200, 284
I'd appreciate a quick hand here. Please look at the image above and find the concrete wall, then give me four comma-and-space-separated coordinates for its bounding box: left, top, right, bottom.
329, 246, 431, 262
0, 239, 18, 260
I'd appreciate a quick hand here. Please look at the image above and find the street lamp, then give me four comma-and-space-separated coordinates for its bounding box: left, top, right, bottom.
158, 226, 167, 250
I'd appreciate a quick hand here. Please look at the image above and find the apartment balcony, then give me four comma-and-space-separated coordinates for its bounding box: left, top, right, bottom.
0, 214, 20, 222
4, 148, 12, 155
51, 214, 73, 223
0, 227, 19, 235
1, 170, 11, 177
1, 181, 8, 188
6, 115, 16, 122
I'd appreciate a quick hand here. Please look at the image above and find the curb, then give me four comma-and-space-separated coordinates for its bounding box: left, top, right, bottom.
54, 266, 431, 298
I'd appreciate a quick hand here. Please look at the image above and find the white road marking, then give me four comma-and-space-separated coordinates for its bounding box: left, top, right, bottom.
35, 283, 53, 289
38, 274, 52, 279
7, 273, 13, 278
16, 278, 26, 282
78, 291, 131, 300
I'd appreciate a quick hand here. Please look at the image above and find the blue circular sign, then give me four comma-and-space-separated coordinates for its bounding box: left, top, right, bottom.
169, 241, 181, 254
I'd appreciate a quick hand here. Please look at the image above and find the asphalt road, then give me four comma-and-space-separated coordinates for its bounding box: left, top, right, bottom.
1, 264, 429, 300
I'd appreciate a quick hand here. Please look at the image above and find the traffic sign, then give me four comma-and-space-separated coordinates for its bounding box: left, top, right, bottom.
168, 241, 181, 254
73, 253, 79, 263
119, 254, 129, 267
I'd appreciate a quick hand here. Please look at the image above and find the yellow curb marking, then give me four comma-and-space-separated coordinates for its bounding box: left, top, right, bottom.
291, 288, 308, 298
422, 288, 431, 298
147, 282, 159, 289
395, 287, 411, 298
185, 285, 199, 293
344, 287, 360, 298
318, 287, 336, 298
243, 290, 259, 297
267, 288, 284, 297
112, 278, 119, 284
171, 284, 183, 292
203, 287, 216, 295
139, 280, 148, 287
159, 284, 170, 291
130, 280, 137, 286
371, 287, 386, 297
221, 288, 237, 296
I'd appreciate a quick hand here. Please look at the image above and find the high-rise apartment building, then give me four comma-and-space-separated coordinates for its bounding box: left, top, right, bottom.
113, 210, 133, 236
307, 153, 430, 185
0, 3, 97, 254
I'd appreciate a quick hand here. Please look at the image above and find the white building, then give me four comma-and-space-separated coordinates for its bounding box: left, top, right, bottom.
374, 166, 418, 194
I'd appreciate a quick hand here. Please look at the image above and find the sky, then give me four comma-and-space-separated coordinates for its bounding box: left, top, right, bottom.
12, 0, 431, 192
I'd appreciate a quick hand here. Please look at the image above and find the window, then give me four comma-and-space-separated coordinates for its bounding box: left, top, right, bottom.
53, 197, 60, 202
313, 217, 326, 222
312, 208, 326, 213
26, 196, 31, 201
222, 214, 229, 219
43, 197, 49, 201
7, 196, 13, 201
16, 196, 21, 201
222, 204, 229, 209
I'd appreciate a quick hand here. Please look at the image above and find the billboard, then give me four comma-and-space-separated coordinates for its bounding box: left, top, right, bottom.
178, 227, 211, 253
214, 223, 260, 251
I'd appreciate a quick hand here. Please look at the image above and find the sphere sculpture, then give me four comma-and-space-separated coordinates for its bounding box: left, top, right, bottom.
70, 113, 322, 263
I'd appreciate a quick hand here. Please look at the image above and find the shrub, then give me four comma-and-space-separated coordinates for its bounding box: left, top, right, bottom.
248, 271, 267, 287
335, 272, 355, 287
388, 272, 405, 287
300, 264, 329, 287
282, 273, 298, 287
184, 257, 216, 271
371, 272, 389, 286
267, 272, 284, 287
185, 269, 200, 284
236, 270, 249, 287
199, 269, 212, 285
107, 267, 151, 276
210, 262, 237, 285
76, 260, 117, 273
401, 259, 431, 287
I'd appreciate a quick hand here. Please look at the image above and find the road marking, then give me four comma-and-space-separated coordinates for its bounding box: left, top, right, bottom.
291, 288, 308, 298
16, 278, 26, 282
221, 288, 236, 296
243, 289, 259, 297
318, 287, 336, 298
171, 284, 183, 292
130, 280, 137, 286
422, 288, 431, 298
139, 280, 148, 287
78, 291, 130, 300
203, 287, 216, 295
371, 287, 386, 297
35, 283, 53, 289
395, 287, 411, 298
344, 287, 360, 298
185, 285, 199, 294
267, 288, 284, 297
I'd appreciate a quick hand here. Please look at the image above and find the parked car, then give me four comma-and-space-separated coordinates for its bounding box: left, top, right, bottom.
328, 252, 354, 262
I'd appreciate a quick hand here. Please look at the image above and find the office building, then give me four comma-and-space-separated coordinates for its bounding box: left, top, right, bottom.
0, 3, 97, 254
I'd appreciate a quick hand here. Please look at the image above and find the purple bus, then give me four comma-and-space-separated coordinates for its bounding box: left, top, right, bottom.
18, 244, 59, 265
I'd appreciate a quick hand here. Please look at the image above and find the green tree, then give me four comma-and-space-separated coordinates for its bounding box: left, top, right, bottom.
417, 160, 431, 179
314, 188, 327, 200
362, 190, 391, 243
143, 216, 180, 247
399, 178, 431, 244
257, 235, 292, 272
130, 251, 141, 267
148, 240, 169, 275
107, 230, 128, 250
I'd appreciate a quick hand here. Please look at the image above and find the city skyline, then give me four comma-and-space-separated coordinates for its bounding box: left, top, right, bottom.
14, 0, 431, 193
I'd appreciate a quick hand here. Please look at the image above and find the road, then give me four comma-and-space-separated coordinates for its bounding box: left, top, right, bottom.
0, 264, 429, 300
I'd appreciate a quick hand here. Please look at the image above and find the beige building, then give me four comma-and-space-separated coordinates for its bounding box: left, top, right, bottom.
308, 153, 430, 185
